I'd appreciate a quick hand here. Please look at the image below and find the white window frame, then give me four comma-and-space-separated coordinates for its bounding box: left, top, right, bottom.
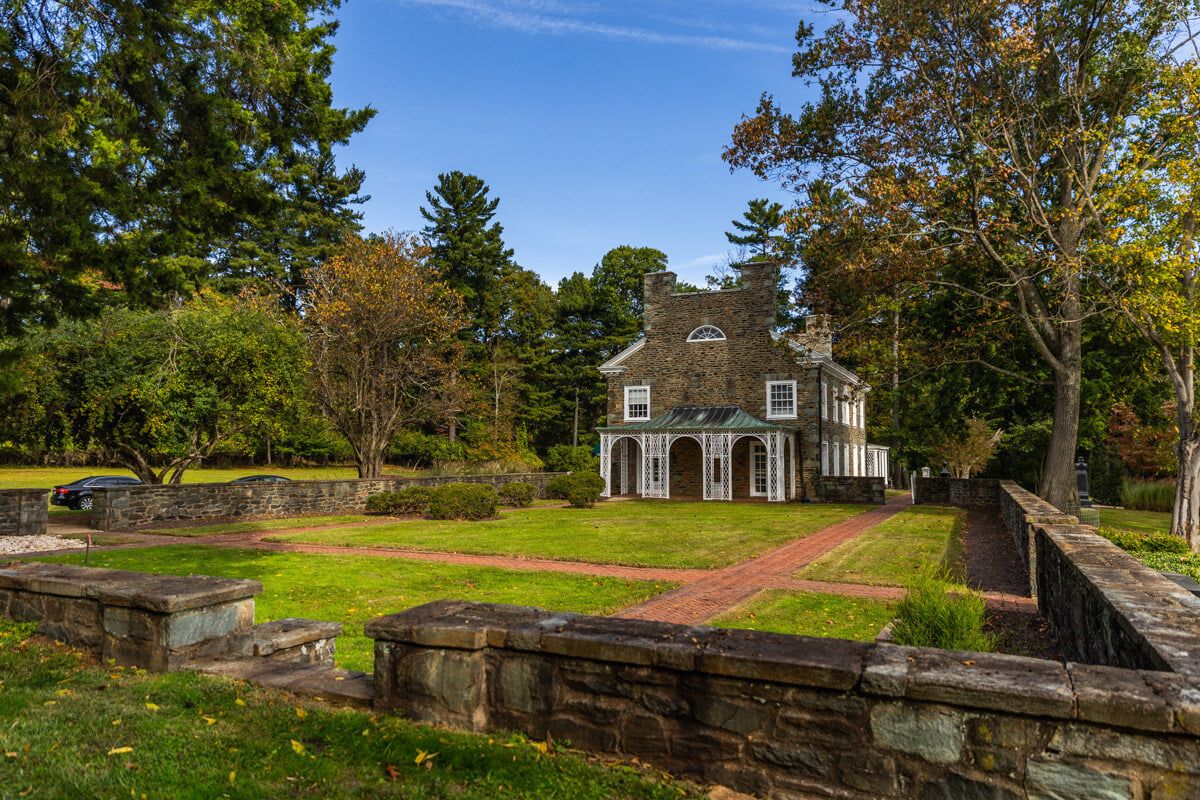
624, 385, 650, 421
820, 380, 828, 419
686, 325, 726, 342
821, 440, 829, 476
765, 380, 797, 419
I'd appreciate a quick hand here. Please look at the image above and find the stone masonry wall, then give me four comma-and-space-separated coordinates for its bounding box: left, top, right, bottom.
0, 562, 261, 671
997, 481, 1077, 598
90, 473, 564, 530
368, 600, 1200, 800
818, 477, 884, 504
912, 477, 1001, 505
0, 488, 48, 536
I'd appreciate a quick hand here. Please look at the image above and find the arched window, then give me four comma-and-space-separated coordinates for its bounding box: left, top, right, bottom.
687, 325, 726, 342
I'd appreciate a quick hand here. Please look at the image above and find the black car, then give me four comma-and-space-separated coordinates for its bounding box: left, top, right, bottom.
229, 475, 293, 483
51, 475, 143, 511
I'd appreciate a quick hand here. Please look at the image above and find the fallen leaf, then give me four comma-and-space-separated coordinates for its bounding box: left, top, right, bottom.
415, 749, 438, 765
290, 739, 306, 756
295, 708, 307, 719
386, 765, 399, 781
145, 703, 160, 711
203, 717, 216, 725
235, 699, 246, 706
107, 747, 133, 755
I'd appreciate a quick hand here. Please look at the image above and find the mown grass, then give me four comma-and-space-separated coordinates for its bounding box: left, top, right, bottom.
265, 500, 866, 570
797, 506, 964, 587
34, 547, 674, 672
1094, 507, 1172, 537
709, 589, 895, 640
0, 619, 698, 800
140, 515, 371, 538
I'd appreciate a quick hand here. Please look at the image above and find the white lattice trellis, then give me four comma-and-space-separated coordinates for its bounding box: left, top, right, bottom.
618, 438, 630, 495
643, 433, 670, 498
599, 433, 613, 497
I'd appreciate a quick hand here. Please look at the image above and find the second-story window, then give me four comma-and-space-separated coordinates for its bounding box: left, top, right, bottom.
766, 380, 797, 419
625, 385, 650, 421
687, 325, 726, 342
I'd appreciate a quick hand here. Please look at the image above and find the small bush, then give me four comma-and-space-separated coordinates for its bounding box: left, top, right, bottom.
891, 571, 993, 652
1097, 527, 1189, 555
365, 492, 400, 515
498, 482, 536, 508
394, 487, 433, 514
427, 483, 499, 521
546, 472, 605, 508
1121, 478, 1176, 513
544, 444, 600, 474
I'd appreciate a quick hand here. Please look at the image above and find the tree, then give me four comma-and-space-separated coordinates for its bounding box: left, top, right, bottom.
726, 199, 791, 259
931, 418, 1003, 478
301, 232, 466, 478
725, 0, 1196, 513
420, 171, 515, 342
0, 292, 307, 482
590, 246, 669, 346
0, 0, 373, 333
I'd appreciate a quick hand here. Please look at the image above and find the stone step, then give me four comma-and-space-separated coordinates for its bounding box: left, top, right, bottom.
251, 618, 342, 665
185, 656, 373, 708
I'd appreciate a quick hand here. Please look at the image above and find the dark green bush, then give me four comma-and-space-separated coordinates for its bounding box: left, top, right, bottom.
427, 483, 499, 521
1097, 527, 1189, 555
891, 571, 993, 652
365, 492, 399, 515
394, 487, 434, 514
546, 472, 605, 508
544, 444, 600, 474
498, 482, 536, 508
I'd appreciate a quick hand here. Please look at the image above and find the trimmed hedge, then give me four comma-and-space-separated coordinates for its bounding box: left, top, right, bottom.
546, 472, 605, 508
498, 482, 536, 508
427, 483, 499, 521
365, 487, 434, 516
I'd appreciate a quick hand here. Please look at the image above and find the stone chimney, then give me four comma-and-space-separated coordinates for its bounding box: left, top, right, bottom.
735, 261, 778, 326
795, 314, 832, 358
642, 271, 676, 333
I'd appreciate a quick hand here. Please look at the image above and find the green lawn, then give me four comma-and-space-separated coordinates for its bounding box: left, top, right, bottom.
264, 500, 867, 570
35, 547, 674, 672
0, 620, 697, 800
797, 505, 964, 587
1094, 507, 1172, 536
141, 515, 372, 538
709, 589, 896, 640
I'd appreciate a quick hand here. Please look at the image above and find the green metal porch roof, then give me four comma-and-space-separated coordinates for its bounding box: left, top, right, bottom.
597, 405, 786, 432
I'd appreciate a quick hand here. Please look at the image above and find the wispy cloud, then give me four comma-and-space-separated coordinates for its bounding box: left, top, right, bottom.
675, 252, 726, 273
392, 0, 792, 53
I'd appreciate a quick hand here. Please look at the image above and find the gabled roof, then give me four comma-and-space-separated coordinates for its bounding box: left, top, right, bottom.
770, 331, 867, 390
597, 337, 645, 375
597, 405, 787, 432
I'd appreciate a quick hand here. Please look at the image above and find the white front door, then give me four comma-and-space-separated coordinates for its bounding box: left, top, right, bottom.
750, 442, 768, 497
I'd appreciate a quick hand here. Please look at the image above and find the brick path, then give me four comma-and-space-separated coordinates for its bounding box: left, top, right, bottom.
613, 494, 914, 624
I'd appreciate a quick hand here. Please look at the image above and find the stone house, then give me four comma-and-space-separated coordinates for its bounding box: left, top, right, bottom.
596, 262, 889, 501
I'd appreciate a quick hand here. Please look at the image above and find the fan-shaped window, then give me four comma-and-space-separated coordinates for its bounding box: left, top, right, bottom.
687, 325, 726, 342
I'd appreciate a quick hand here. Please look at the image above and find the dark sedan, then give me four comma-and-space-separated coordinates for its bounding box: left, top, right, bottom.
51, 475, 143, 511
229, 475, 293, 483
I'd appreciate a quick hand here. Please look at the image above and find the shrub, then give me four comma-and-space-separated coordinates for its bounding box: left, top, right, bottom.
546, 471, 605, 508
498, 482, 536, 508
394, 487, 433, 514
891, 571, 993, 652
364, 492, 399, 515
1097, 527, 1189, 555
544, 444, 599, 474
1120, 478, 1175, 513
427, 483, 499, 521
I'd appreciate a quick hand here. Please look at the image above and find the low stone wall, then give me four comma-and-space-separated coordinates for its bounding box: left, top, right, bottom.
0, 562, 261, 671
817, 476, 884, 504
90, 473, 565, 530
1036, 523, 1200, 675
0, 488, 48, 537
912, 476, 1000, 505
368, 600, 1200, 800
997, 480, 1077, 598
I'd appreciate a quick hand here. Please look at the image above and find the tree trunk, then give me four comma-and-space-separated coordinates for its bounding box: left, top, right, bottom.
1175, 433, 1200, 549
572, 388, 580, 448
1038, 328, 1083, 515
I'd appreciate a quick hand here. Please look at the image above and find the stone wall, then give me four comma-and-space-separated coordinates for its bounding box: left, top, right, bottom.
997, 481, 1077, 598
0, 562, 261, 671
90, 473, 564, 530
368, 600, 1200, 800
912, 477, 1000, 505
0, 488, 48, 536
818, 476, 884, 504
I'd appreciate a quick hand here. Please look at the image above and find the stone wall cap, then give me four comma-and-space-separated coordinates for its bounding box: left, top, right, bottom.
252, 618, 343, 655
542, 616, 714, 671
699, 628, 868, 690
0, 562, 261, 611
1068, 663, 1176, 732
898, 647, 1075, 718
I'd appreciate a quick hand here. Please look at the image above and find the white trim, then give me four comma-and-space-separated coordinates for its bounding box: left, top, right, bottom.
771, 331, 867, 389
749, 441, 767, 497
765, 380, 798, 419
820, 379, 828, 419
598, 338, 645, 375
624, 385, 650, 421
687, 325, 726, 342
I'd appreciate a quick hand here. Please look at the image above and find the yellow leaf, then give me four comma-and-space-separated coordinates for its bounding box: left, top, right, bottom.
107, 747, 133, 755
204, 717, 216, 725
415, 749, 438, 765
144, 703, 160, 711
295, 708, 307, 719
229, 772, 236, 786
290, 739, 306, 755
235, 699, 246, 706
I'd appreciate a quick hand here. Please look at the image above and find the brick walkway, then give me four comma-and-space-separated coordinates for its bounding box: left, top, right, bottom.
613, 494, 914, 624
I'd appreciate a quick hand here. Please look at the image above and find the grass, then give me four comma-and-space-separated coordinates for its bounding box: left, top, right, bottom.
797, 505, 965, 587
890, 571, 993, 652
1094, 507, 1172, 537
1121, 478, 1176, 512
139, 515, 371, 538
709, 589, 896, 640
0, 619, 698, 800
34, 547, 674, 673
265, 500, 867, 570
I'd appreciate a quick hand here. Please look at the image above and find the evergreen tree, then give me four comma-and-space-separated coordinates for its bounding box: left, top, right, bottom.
726, 199, 789, 259
420, 171, 515, 342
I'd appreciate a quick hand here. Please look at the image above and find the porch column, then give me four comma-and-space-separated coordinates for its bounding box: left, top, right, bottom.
787, 435, 796, 500
701, 433, 712, 501
618, 438, 630, 495
767, 432, 784, 502
599, 433, 613, 497
723, 433, 734, 501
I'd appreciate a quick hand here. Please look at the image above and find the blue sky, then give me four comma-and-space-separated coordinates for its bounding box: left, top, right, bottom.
328, 0, 819, 288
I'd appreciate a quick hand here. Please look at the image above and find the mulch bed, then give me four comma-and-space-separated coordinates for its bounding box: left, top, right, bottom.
958, 505, 1064, 662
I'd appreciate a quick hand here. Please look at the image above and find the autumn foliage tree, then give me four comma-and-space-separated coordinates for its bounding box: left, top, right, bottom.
725, 0, 1197, 513
301, 233, 466, 478
931, 418, 1004, 479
